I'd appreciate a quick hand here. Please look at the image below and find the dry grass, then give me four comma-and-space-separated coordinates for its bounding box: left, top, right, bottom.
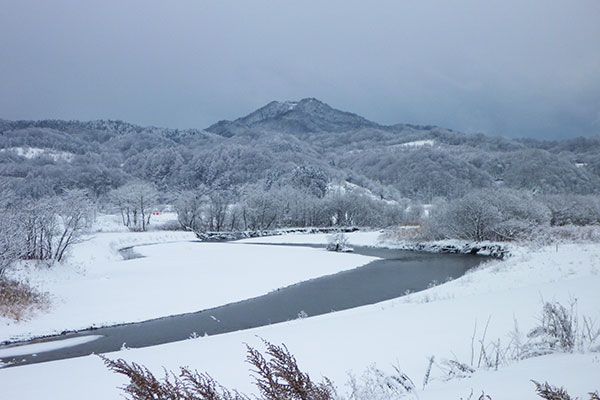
531, 380, 598, 400
102, 339, 335, 400
382, 225, 425, 241
0, 276, 50, 322
533, 225, 600, 245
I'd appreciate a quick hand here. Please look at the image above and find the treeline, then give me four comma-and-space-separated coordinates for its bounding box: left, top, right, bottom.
2, 178, 598, 277
101, 173, 421, 233
173, 183, 421, 233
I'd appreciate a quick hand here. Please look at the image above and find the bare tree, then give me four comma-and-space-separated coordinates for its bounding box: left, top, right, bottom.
0, 186, 25, 275
53, 189, 94, 262
21, 198, 56, 261
206, 191, 231, 232
241, 187, 281, 231
174, 187, 209, 231
109, 182, 159, 231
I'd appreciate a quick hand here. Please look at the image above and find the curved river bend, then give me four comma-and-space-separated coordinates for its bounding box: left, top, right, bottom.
0, 243, 486, 368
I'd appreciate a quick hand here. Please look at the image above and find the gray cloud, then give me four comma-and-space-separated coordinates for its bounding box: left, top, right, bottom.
1, 0, 599, 139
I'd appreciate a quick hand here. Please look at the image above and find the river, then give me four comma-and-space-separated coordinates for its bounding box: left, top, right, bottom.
0, 243, 486, 368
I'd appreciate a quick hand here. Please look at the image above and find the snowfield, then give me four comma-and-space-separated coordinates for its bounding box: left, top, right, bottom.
0, 231, 598, 399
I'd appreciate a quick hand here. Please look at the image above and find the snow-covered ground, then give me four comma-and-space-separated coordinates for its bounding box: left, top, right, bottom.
0, 146, 75, 162
0, 335, 102, 358
0, 231, 377, 343
1, 231, 598, 399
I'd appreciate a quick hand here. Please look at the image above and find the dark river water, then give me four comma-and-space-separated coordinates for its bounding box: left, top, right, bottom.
0, 243, 486, 368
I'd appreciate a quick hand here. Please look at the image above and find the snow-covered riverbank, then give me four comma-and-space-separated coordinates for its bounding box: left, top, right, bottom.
0, 231, 598, 399
240, 230, 511, 258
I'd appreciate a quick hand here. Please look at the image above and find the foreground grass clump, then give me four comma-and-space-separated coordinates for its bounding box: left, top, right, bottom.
0, 277, 50, 321
532, 380, 599, 400
102, 339, 335, 400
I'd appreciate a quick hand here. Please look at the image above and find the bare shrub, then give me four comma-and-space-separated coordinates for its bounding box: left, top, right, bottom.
326, 232, 351, 252
424, 188, 550, 242
438, 359, 476, 381
102, 355, 248, 400
525, 302, 578, 357
460, 390, 492, 400
103, 340, 334, 400
345, 364, 415, 400
531, 380, 573, 400
531, 380, 598, 399
247, 339, 334, 400
0, 277, 50, 321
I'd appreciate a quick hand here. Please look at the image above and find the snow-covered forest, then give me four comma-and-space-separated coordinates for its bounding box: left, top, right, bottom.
2, 99, 600, 202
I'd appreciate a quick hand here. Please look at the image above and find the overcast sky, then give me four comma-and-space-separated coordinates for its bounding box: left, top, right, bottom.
1, 1, 599, 139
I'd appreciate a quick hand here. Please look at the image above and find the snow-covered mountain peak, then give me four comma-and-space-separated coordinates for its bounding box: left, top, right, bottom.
206, 98, 379, 137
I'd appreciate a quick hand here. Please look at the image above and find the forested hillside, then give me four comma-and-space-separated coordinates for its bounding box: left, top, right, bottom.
2, 98, 599, 203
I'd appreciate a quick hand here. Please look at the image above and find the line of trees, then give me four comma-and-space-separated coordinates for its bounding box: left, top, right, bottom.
173, 182, 423, 233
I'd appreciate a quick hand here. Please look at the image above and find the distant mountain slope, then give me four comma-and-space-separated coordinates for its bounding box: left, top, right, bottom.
206, 98, 380, 137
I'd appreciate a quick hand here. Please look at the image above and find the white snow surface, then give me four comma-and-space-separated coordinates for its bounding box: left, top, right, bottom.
0, 231, 376, 343
0, 335, 102, 358
398, 139, 435, 147
1, 231, 599, 399
0, 146, 74, 162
